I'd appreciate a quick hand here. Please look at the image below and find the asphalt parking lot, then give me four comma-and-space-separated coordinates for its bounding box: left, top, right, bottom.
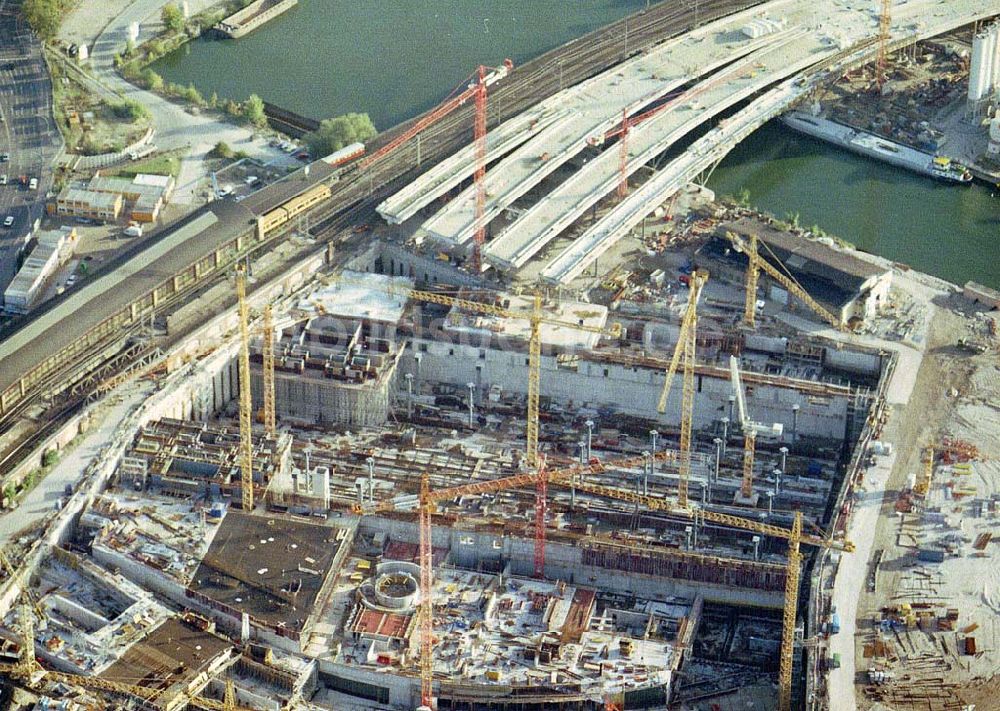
0, 0, 63, 298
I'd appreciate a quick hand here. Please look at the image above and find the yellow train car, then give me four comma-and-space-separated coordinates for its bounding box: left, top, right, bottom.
259, 182, 332, 235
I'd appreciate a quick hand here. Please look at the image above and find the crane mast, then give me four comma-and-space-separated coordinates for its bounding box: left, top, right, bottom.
418, 473, 434, 708
471, 65, 489, 272
657, 270, 708, 508
779, 512, 804, 711
236, 266, 254, 511
730, 355, 757, 501
875, 0, 892, 89
262, 304, 276, 436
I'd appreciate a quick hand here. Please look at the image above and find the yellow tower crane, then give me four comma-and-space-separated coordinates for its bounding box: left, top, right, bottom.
0, 590, 251, 709
325, 272, 620, 578
355, 452, 849, 711
353, 453, 672, 709
552, 476, 851, 711
235, 266, 255, 511
326, 276, 621, 467
224, 678, 237, 710
262, 304, 276, 437
657, 269, 708, 508
725, 232, 845, 331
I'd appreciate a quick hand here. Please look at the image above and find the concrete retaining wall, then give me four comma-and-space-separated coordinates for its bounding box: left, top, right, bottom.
402, 339, 851, 441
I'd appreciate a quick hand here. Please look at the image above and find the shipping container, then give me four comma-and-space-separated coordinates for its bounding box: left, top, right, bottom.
917, 548, 945, 563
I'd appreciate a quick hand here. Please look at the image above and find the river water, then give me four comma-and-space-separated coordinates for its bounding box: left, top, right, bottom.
153, 1, 1000, 289
151, 0, 647, 129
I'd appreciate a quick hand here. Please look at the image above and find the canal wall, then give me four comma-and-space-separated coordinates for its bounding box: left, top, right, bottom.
214, 0, 298, 39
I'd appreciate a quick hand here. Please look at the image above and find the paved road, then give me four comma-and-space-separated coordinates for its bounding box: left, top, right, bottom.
0, 379, 155, 546
0, 0, 62, 300
82, 0, 298, 204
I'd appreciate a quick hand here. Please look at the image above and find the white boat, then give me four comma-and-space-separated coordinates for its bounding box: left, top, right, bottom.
781, 111, 972, 184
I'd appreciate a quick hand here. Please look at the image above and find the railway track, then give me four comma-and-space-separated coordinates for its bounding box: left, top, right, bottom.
0, 0, 761, 471
306, 0, 766, 235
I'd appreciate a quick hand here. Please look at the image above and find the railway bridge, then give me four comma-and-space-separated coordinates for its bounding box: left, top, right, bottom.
1, 0, 997, 444
383, 0, 998, 286
0, 0, 768, 432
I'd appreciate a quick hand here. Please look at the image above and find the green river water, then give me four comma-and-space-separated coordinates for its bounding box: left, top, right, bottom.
153, 1, 1000, 289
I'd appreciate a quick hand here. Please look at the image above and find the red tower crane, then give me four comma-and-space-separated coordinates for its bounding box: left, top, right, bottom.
359, 60, 513, 271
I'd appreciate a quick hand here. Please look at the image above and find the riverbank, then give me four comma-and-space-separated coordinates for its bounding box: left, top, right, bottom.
708, 120, 1000, 291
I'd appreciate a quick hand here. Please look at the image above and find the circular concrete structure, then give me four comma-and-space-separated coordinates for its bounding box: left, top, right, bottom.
373, 570, 419, 610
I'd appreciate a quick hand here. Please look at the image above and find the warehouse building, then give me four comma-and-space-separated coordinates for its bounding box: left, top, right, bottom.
54, 187, 123, 222
87, 172, 175, 223
708, 218, 893, 326
2, 227, 78, 314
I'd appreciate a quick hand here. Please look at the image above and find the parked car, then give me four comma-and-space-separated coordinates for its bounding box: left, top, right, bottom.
0, 174, 7, 185
2, 216, 13, 227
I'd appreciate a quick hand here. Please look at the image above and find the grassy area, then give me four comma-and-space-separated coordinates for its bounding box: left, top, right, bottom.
109, 149, 184, 178
49, 57, 151, 155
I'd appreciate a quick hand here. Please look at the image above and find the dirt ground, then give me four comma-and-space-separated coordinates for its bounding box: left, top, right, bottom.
856, 293, 1000, 710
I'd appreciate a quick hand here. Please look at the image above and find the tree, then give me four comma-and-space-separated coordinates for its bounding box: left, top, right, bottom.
304, 113, 377, 157
109, 99, 150, 121
209, 91, 219, 109
242, 93, 267, 128
184, 83, 204, 106
142, 68, 164, 92
161, 2, 185, 33
22, 0, 70, 40
212, 141, 233, 159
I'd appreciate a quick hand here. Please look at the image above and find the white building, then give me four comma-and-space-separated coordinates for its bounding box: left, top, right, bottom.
988, 116, 1000, 157
3, 227, 78, 314
968, 23, 1000, 115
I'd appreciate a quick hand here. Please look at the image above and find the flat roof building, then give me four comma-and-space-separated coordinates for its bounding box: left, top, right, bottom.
55, 187, 123, 222
963, 281, 1000, 310
88, 172, 175, 223
2, 227, 77, 314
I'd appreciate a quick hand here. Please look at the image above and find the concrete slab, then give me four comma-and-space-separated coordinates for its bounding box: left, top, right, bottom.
416, 4, 794, 248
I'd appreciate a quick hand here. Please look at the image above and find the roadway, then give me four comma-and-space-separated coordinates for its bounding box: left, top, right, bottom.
539, 0, 1000, 286
0, 0, 773, 425
414, 1, 794, 249
82, 0, 298, 204
0, 0, 62, 302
